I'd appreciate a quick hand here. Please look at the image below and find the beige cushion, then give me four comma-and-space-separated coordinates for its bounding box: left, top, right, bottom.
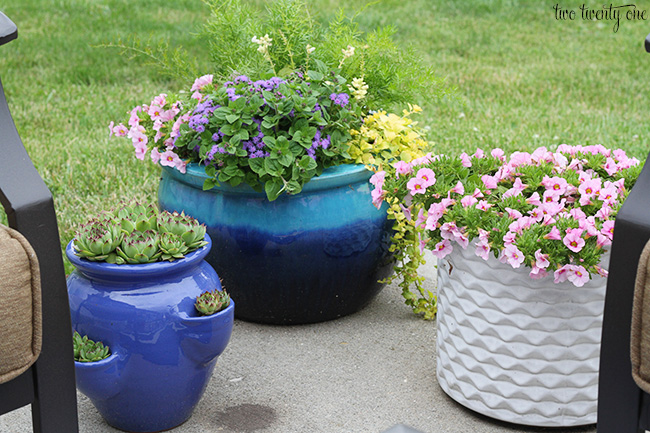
0, 224, 42, 384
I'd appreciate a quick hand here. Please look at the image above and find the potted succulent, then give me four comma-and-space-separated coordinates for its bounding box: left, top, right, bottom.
66, 201, 234, 432
108, 0, 443, 324
372, 144, 643, 426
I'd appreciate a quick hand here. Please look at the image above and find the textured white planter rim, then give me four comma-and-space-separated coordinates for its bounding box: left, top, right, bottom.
436, 245, 608, 427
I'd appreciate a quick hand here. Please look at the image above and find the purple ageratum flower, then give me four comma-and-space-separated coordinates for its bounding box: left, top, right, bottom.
329, 93, 350, 108
249, 150, 265, 159
234, 75, 251, 85
188, 114, 209, 132
226, 88, 241, 102
306, 147, 317, 161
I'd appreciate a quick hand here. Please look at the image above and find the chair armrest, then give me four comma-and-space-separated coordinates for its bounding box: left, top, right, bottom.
0, 12, 17, 47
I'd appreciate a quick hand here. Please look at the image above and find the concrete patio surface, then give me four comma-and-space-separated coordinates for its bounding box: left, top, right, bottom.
0, 256, 599, 433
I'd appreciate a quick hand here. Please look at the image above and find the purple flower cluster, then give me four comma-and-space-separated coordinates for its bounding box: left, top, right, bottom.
242, 118, 268, 159
329, 92, 350, 108
189, 99, 218, 133
306, 128, 331, 161
223, 76, 286, 102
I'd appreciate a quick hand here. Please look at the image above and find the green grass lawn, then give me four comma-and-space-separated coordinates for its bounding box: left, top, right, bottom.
0, 0, 648, 273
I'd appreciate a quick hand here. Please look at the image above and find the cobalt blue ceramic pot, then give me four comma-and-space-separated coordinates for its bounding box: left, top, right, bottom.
66, 234, 234, 433
158, 163, 394, 325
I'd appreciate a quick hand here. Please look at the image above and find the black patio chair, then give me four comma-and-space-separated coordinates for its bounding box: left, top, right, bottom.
596, 67, 650, 432
0, 11, 78, 432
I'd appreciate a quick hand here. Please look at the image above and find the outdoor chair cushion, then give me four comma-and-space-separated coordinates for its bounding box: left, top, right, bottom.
0, 223, 42, 384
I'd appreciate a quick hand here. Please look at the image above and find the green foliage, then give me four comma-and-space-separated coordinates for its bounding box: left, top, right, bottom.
73, 200, 208, 264
195, 289, 231, 316
73, 331, 110, 363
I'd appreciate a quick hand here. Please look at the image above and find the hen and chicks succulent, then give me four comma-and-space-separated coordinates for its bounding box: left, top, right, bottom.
73, 201, 208, 264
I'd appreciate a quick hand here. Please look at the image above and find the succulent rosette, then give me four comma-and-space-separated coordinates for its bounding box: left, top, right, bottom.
72, 200, 209, 264
195, 289, 231, 316
373, 144, 643, 287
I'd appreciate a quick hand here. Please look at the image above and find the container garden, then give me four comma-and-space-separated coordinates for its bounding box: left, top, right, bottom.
66, 203, 233, 432
372, 145, 644, 425
158, 162, 393, 324
436, 245, 608, 426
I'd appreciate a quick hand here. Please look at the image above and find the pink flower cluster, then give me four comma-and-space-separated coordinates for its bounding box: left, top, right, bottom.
109, 93, 187, 173
372, 145, 641, 287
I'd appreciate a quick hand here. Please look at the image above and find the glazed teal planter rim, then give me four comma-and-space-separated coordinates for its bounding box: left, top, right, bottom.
65, 233, 212, 280
162, 163, 373, 196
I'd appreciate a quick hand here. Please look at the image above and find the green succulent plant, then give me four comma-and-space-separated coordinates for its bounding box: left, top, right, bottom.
73, 214, 123, 262
72, 200, 209, 264
73, 331, 110, 362
116, 230, 162, 264
195, 289, 231, 316
115, 201, 158, 233
159, 232, 190, 261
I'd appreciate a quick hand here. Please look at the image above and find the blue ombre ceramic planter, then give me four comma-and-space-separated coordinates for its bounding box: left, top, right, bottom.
158, 163, 394, 325
66, 234, 234, 433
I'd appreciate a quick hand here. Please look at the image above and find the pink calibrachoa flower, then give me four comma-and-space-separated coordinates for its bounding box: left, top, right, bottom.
133, 141, 147, 161
415, 168, 436, 187
370, 171, 386, 188
578, 178, 602, 206
544, 226, 562, 240
601, 220, 615, 240
554, 265, 571, 283
475, 237, 491, 260
460, 195, 478, 208
541, 175, 568, 195
371, 187, 385, 209
563, 228, 585, 253
150, 147, 162, 164
109, 122, 129, 137
450, 181, 465, 195
566, 264, 590, 287
473, 148, 485, 159
476, 200, 493, 211
503, 177, 528, 198
526, 191, 542, 206
394, 161, 412, 177
160, 150, 185, 173
460, 152, 472, 167
502, 243, 525, 268
491, 148, 505, 161
406, 177, 427, 195
431, 239, 453, 259
481, 174, 498, 190
505, 207, 522, 219
191, 74, 213, 91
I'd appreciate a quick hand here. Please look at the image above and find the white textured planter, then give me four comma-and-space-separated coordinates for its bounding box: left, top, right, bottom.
436, 245, 608, 427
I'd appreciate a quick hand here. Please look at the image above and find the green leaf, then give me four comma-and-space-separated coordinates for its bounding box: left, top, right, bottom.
278, 153, 294, 167
249, 158, 266, 175
307, 70, 324, 81
226, 114, 239, 123
264, 178, 284, 201
202, 179, 216, 191
264, 158, 282, 176
298, 155, 317, 171
286, 180, 303, 195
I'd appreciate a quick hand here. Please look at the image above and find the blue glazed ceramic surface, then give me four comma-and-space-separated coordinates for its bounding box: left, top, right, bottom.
66, 235, 234, 433
158, 163, 394, 324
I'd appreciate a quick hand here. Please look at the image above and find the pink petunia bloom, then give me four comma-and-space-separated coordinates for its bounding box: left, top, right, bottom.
191, 74, 213, 91
148, 105, 164, 121
109, 122, 129, 137
541, 175, 568, 195
473, 148, 485, 159
504, 207, 523, 219
528, 207, 544, 222
529, 266, 549, 280
603, 157, 618, 176
460, 195, 478, 208
431, 239, 453, 259
596, 204, 613, 220
371, 188, 385, 209
460, 152, 472, 167
534, 249, 550, 269
552, 152, 568, 170
475, 238, 491, 261
476, 200, 493, 211
160, 150, 183, 171
399, 204, 412, 221
369, 171, 386, 188
502, 231, 517, 245
151, 93, 167, 107
394, 161, 412, 177
491, 148, 506, 161
554, 265, 571, 283
526, 191, 542, 206
411, 152, 434, 166
598, 186, 618, 206
415, 168, 436, 188
502, 177, 528, 198
503, 244, 525, 268
440, 222, 460, 241
191, 91, 203, 101
450, 181, 465, 195
601, 220, 615, 240
596, 233, 611, 248
128, 106, 141, 127
133, 141, 148, 161
150, 147, 162, 164
566, 264, 590, 287
406, 177, 427, 195
509, 151, 532, 167
544, 226, 562, 240
579, 216, 599, 237
563, 228, 585, 253
542, 189, 561, 204
481, 174, 498, 190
